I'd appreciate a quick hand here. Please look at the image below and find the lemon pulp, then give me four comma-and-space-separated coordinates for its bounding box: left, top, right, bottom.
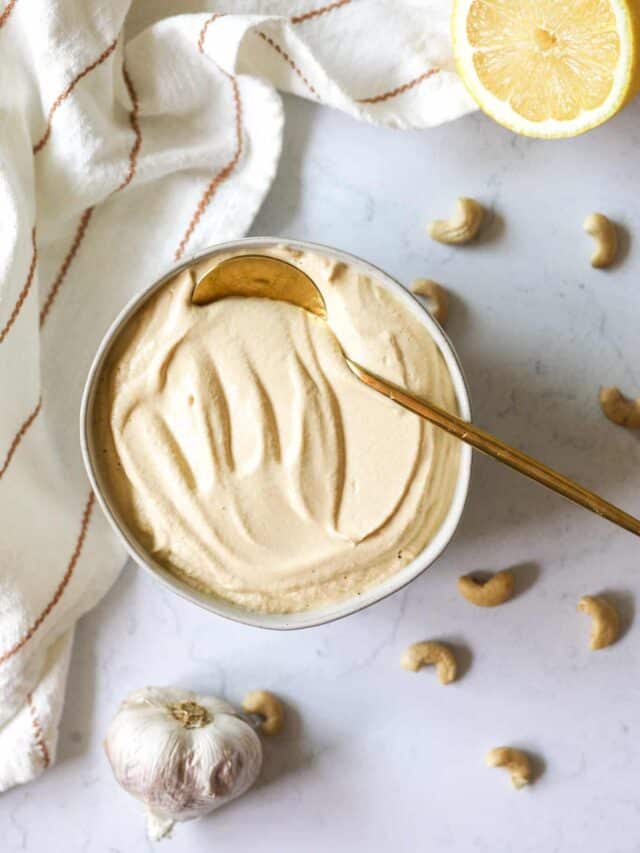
468, 0, 620, 121
454, 0, 640, 137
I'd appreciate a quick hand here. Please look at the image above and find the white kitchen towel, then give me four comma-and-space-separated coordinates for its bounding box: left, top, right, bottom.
0, 0, 474, 791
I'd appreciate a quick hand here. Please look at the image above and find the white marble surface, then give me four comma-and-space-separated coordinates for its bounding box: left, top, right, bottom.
5, 94, 640, 852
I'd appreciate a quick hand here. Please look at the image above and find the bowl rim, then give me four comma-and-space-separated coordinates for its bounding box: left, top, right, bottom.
80, 236, 473, 630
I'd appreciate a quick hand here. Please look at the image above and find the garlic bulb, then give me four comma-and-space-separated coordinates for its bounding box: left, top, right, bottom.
104, 687, 262, 840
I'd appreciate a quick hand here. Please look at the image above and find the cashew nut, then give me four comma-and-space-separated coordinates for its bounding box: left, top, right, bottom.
584, 213, 618, 268
486, 747, 532, 789
578, 595, 620, 650
400, 641, 457, 684
242, 690, 285, 735
457, 569, 515, 607
599, 386, 640, 429
427, 197, 485, 244
411, 278, 449, 326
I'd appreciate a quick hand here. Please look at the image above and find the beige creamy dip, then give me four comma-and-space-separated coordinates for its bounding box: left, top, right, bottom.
94, 246, 460, 613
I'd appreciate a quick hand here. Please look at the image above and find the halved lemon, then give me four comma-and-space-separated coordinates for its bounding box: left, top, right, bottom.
452, 0, 640, 137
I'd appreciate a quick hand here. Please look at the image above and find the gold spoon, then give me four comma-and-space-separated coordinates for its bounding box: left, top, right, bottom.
192, 254, 640, 538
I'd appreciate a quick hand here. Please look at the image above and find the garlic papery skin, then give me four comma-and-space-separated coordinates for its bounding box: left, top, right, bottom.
104, 687, 263, 840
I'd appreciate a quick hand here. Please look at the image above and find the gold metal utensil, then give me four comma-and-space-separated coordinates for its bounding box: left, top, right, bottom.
192, 254, 640, 538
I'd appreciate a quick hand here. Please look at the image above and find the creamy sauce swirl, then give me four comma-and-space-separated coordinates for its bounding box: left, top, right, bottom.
94, 247, 460, 612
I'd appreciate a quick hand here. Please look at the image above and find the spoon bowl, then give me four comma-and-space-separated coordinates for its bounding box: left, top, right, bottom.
192, 254, 327, 318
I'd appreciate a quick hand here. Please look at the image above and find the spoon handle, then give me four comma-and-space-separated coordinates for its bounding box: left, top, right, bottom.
349, 360, 640, 538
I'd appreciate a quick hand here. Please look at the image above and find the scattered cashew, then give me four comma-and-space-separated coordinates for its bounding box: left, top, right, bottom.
583, 213, 618, 268
427, 197, 485, 244
578, 595, 620, 650
457, 569, 515, 607
400, 641, 457, 684
486, 747, 533, 789
599, 386, 640, 429
242, 690, 285, 735
411, 278, 449, 325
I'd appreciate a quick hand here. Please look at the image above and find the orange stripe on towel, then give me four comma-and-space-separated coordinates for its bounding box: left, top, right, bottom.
0, 492, 95, 667
33, 38, 118, 154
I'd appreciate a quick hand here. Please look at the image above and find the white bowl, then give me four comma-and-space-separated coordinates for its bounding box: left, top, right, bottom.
80, 237, 472, 629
